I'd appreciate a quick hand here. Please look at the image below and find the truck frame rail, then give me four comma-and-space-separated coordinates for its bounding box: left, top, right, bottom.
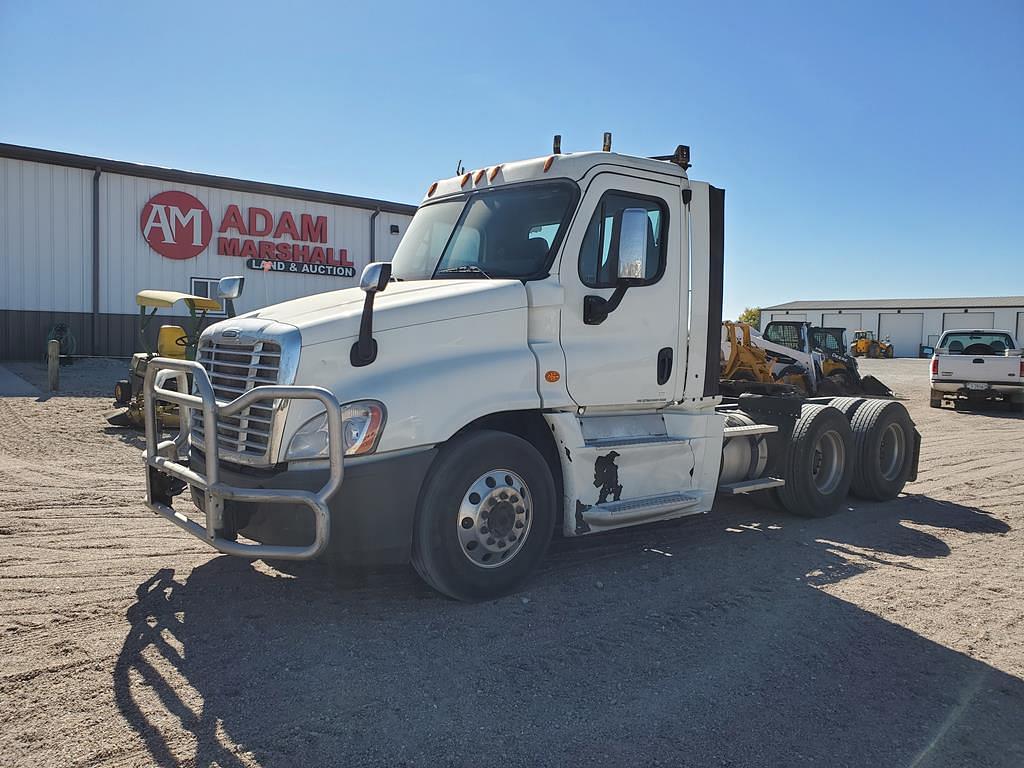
142, 357, 343, 560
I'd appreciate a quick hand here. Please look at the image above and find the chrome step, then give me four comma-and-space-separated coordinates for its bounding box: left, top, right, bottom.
582, 492, 701, 526
723, 424, 778, 438
583, 435, 690, 449
718, 477, 785, 494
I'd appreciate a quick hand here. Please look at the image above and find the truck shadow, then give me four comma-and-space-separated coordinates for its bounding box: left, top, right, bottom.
946, 400, 1024, 420
114, 496, 1022, 768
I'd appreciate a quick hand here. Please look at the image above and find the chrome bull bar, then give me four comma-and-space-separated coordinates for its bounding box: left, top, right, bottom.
143, 357, 343, 560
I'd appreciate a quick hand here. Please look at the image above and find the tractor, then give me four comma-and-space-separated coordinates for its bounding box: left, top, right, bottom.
107, 277, 244, 428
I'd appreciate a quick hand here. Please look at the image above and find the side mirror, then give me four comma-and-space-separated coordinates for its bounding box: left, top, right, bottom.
351, 262, 392, 367
217, 276, 244, 300
616, 208, 650, 280
360, 262, 392, 293
585, 208, 650, 325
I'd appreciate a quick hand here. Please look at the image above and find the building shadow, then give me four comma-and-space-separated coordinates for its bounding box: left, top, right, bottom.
114, 495, 1022, 767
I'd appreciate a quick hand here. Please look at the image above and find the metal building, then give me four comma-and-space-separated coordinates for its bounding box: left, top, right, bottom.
762, 297, 1024, 357
0, 144, 416, 359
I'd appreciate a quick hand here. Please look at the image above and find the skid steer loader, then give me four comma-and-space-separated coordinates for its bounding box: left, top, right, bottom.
762, 321, 892, 396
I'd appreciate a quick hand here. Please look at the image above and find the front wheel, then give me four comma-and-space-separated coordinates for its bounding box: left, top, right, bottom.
412, 430, 556, 601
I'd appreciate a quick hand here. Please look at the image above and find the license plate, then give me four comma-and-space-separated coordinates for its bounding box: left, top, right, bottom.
966, 382, 989, 391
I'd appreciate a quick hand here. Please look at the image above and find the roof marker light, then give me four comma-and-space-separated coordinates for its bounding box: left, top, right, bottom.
488, 165, 502, 181
474, 169, 486, 184
427, 182, 438, 197
460, 173, 471, 187
543, 156, 554, 172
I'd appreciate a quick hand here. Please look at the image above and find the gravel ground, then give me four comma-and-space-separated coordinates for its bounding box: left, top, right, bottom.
1, 357, 1022, 767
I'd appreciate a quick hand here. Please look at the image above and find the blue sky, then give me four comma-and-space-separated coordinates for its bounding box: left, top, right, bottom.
2, 1, 1021, 318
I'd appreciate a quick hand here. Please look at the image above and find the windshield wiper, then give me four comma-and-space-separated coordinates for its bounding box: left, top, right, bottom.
437, 265, 492, 279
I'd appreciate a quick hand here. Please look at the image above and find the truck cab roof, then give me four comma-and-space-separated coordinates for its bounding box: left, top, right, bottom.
423, 150, 689, 204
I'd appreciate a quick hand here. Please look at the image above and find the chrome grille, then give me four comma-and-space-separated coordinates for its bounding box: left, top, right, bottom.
192, 339, 282, 457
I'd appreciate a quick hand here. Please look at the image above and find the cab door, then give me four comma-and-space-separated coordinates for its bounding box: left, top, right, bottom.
558, 173, 681, 408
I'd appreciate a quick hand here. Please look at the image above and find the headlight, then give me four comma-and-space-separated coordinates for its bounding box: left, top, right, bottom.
285, 400, 386, 461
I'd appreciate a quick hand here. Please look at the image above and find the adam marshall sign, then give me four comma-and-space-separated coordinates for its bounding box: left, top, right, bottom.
140, 190, 357, 277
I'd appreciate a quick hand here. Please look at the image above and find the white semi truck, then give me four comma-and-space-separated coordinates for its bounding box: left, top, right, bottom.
143, 140, 920, 600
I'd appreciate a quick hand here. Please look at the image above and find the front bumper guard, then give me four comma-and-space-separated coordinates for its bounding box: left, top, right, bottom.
142, 357, 343, 560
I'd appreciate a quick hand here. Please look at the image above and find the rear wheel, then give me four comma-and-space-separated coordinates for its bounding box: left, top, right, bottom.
776, 404, 855, 518
849, 400, 916, 500
828, 396, 866, 420
868, 341, 880, 359
412, 430, 556, 601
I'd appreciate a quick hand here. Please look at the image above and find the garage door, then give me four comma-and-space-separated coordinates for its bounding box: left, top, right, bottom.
822, 312, 862, 341
943, 311, 994, 331
878, 313, 924, 357
1017, 312, 1024, 346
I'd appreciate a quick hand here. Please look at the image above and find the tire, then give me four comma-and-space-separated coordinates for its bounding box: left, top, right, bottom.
929, 389, 942, 408
412, 430, 556, 601
776, 404, 855, 518
868, 342, 880, 359
828, 396, 866, 420
885, 346, 894, 359
849, 400, 916, 501
113, 379, 131, 405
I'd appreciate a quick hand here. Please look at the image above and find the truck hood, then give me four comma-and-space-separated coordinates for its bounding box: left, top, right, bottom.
245, 278, 528, 347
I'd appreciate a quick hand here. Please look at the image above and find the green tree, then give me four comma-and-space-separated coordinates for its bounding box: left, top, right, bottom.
737, 306, 761, 328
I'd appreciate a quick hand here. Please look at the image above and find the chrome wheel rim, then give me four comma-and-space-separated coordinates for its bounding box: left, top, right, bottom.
878, 422, 904, 481
457, 469, 532, 569
812, 429, 845, 495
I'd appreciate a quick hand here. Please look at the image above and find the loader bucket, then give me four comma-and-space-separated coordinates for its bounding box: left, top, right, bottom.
859, 375, 893, 397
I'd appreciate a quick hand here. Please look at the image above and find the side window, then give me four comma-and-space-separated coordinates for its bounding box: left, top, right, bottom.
579, 192, 667, 288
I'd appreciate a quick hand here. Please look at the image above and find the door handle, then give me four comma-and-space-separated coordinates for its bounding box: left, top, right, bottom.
657, 347, 673, 385
972, 358, 985, 363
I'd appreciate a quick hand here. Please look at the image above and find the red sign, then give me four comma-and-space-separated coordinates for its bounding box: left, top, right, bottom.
140, 192, 354, 273
140, 191, 213, 260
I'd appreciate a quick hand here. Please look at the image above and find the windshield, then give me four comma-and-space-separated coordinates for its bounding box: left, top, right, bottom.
390, 181, 577, 280
939, 331, 1015, 355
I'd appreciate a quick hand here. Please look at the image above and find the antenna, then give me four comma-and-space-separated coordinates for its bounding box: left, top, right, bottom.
455, 159, 464, 175
552, 134, 561, 154
602, 132, 612, 152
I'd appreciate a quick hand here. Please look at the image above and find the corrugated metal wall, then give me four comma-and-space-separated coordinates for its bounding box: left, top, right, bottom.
0, 153, 415, 359
1, 159, 93, 312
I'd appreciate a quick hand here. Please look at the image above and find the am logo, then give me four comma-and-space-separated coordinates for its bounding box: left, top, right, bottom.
140, 191, 213, 260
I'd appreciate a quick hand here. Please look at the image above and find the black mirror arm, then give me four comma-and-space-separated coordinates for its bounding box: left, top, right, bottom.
584, 279, 637, 325
350, 292, 378, 367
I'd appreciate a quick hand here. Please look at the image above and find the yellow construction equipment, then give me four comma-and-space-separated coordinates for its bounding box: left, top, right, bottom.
849, 330, 894, 359
107, 278, 244, 428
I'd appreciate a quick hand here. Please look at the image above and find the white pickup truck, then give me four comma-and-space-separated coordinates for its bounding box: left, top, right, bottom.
930, 329, 1024, 409
141, 139, 921, 600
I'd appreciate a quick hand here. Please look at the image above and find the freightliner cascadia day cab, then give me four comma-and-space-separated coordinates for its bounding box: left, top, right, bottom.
143, 139, 921, 601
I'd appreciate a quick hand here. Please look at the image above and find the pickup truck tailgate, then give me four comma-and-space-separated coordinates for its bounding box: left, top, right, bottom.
933, 354, 1021, 383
